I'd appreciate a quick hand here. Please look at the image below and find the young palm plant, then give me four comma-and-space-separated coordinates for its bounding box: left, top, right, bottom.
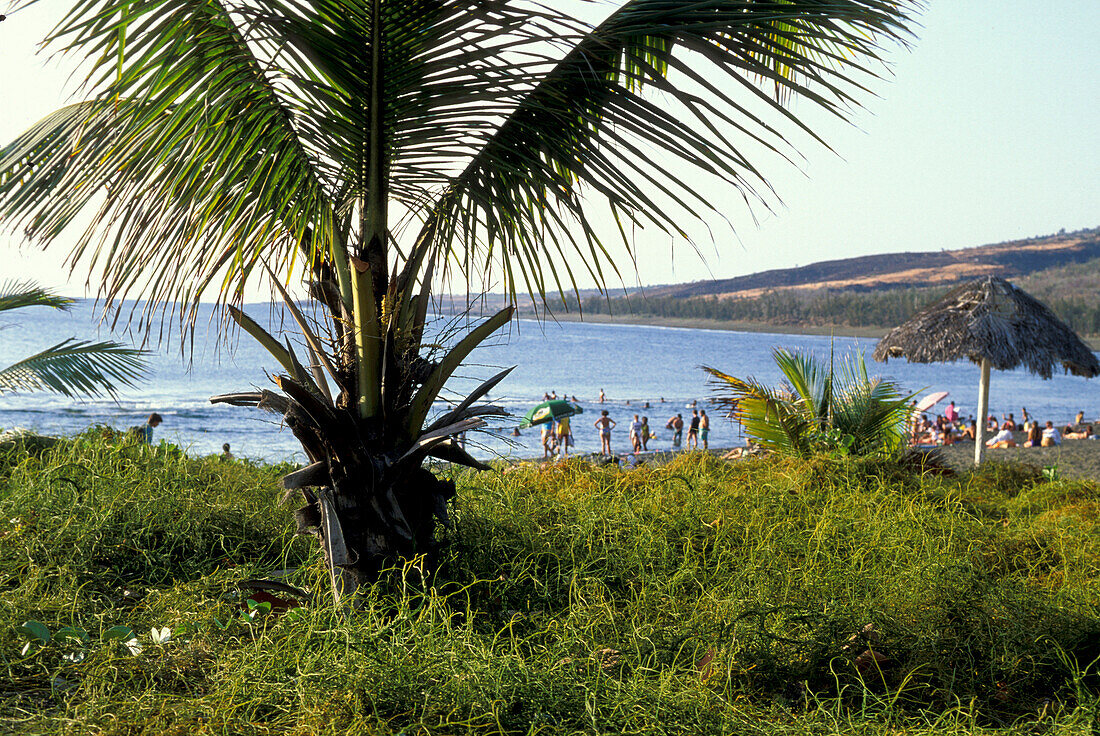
705, 349, 912, 458
0, 1, 916, 599
0, 281, 147, 398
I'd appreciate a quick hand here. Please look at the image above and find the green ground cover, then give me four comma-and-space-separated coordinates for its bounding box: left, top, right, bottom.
2, 434, 1099, 734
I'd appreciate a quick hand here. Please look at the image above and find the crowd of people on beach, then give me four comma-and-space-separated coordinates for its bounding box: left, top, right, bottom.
534, 389, 713, 460
909, 401, 1096, 449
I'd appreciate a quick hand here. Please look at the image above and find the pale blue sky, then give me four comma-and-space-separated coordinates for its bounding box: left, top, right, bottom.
1, 1, 1097, 297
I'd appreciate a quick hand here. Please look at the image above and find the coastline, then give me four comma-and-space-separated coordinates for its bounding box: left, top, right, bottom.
509, 310, 1100, 347
510, 310, 892, 339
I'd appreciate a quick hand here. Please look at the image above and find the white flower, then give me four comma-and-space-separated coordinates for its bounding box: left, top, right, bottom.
62, 651, 86, 664
123, 638, 143, 656
150, 627, 172, 645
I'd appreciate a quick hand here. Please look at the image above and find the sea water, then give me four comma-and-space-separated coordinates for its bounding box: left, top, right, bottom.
1, 301, 1097, 463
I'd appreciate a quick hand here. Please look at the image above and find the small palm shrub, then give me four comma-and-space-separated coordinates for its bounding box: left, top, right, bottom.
705, 348, 912, 458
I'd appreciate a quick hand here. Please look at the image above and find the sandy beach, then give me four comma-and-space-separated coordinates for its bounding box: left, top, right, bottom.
937, 437, 1100, 480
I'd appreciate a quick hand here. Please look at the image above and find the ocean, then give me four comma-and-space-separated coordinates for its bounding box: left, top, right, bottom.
2, 301, 1097, 463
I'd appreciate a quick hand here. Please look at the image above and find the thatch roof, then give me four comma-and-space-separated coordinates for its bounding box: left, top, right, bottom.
873, 276, 1100, 379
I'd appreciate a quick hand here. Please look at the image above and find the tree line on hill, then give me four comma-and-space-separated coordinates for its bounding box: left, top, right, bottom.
561, 280, 1100, 336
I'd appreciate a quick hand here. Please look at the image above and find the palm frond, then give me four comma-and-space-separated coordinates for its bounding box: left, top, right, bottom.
436, 0, 917, 301
704, 364, 814, 456
0, 339, 148, 398
0, 0, 337, 326
0, 280, 73, 313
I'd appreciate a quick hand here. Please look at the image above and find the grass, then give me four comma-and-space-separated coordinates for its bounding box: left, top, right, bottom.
1, 433, 1099, 734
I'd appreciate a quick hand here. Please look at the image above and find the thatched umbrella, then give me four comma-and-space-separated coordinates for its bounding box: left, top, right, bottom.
873, 276, 1099, 465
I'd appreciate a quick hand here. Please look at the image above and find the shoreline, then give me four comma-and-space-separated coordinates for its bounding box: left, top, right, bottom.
502, 311, 1100, 346
506, 311, 894, 339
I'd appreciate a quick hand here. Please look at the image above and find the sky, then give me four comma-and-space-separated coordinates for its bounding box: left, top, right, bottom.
1, 1, 1098, 299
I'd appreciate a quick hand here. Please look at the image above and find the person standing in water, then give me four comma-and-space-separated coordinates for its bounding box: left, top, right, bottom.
666, 414, 683, 449
541, 421, 555, 459
556, 415, 571, 458
595, 410, 616, 456
699, 410, 710, 450
629, 414, 643, 452
687, 410, 700, 450
640, 416, 651, 451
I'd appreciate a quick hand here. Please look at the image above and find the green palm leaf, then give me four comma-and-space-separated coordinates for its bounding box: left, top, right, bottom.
706, 348, 913, 458
0, 281, 148, 399
0, 338, 148, 399
0, 280, 73, 313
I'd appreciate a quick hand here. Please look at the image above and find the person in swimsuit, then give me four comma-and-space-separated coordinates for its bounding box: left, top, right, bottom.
629, 414, 643, 452
699, 410, 709, 450
640, 416, 651, 451
541, 421, 554, 459
666, 414, 683, 449
557, 415, 571, 458
687, 410, 700, 450
595, 410, 616, 456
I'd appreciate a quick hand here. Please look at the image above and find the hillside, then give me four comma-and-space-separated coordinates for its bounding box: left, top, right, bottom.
563, 228, 1100, 341
444, 228, 1100, 339
639, 227, 1100, 299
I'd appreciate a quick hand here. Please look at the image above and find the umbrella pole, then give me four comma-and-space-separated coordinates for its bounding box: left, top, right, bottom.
974, 358, 991, 465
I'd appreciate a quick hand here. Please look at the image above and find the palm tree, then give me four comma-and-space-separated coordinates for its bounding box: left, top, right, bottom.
0, 281, 147, 398
0, 1, 916, 599
704, 349, 912, 458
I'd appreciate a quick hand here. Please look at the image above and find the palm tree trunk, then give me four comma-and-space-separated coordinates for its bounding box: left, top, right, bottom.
294, 449, 455, 596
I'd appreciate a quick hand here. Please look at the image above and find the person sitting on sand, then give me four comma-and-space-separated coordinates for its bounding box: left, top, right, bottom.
1001, 413, 1017, 431
1023, 423, 1042, 447
595, 410, 616, 456
1041, 421, 1061, 447
1065, 424, 1093, 440
960, 420, 977, 442
986, 424, 1016, 449
937, 416, 955, 445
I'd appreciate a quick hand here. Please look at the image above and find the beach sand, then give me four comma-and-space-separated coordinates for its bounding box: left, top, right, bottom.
938, 437, 1100, 480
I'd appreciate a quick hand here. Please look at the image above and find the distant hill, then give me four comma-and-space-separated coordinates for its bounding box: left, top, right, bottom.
638, 227, 1100, 299
563, 227, 1100, 341
443, 228, 1100, 340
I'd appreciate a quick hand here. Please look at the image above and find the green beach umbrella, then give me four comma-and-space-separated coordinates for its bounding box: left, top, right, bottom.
520, 400, 583, 428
